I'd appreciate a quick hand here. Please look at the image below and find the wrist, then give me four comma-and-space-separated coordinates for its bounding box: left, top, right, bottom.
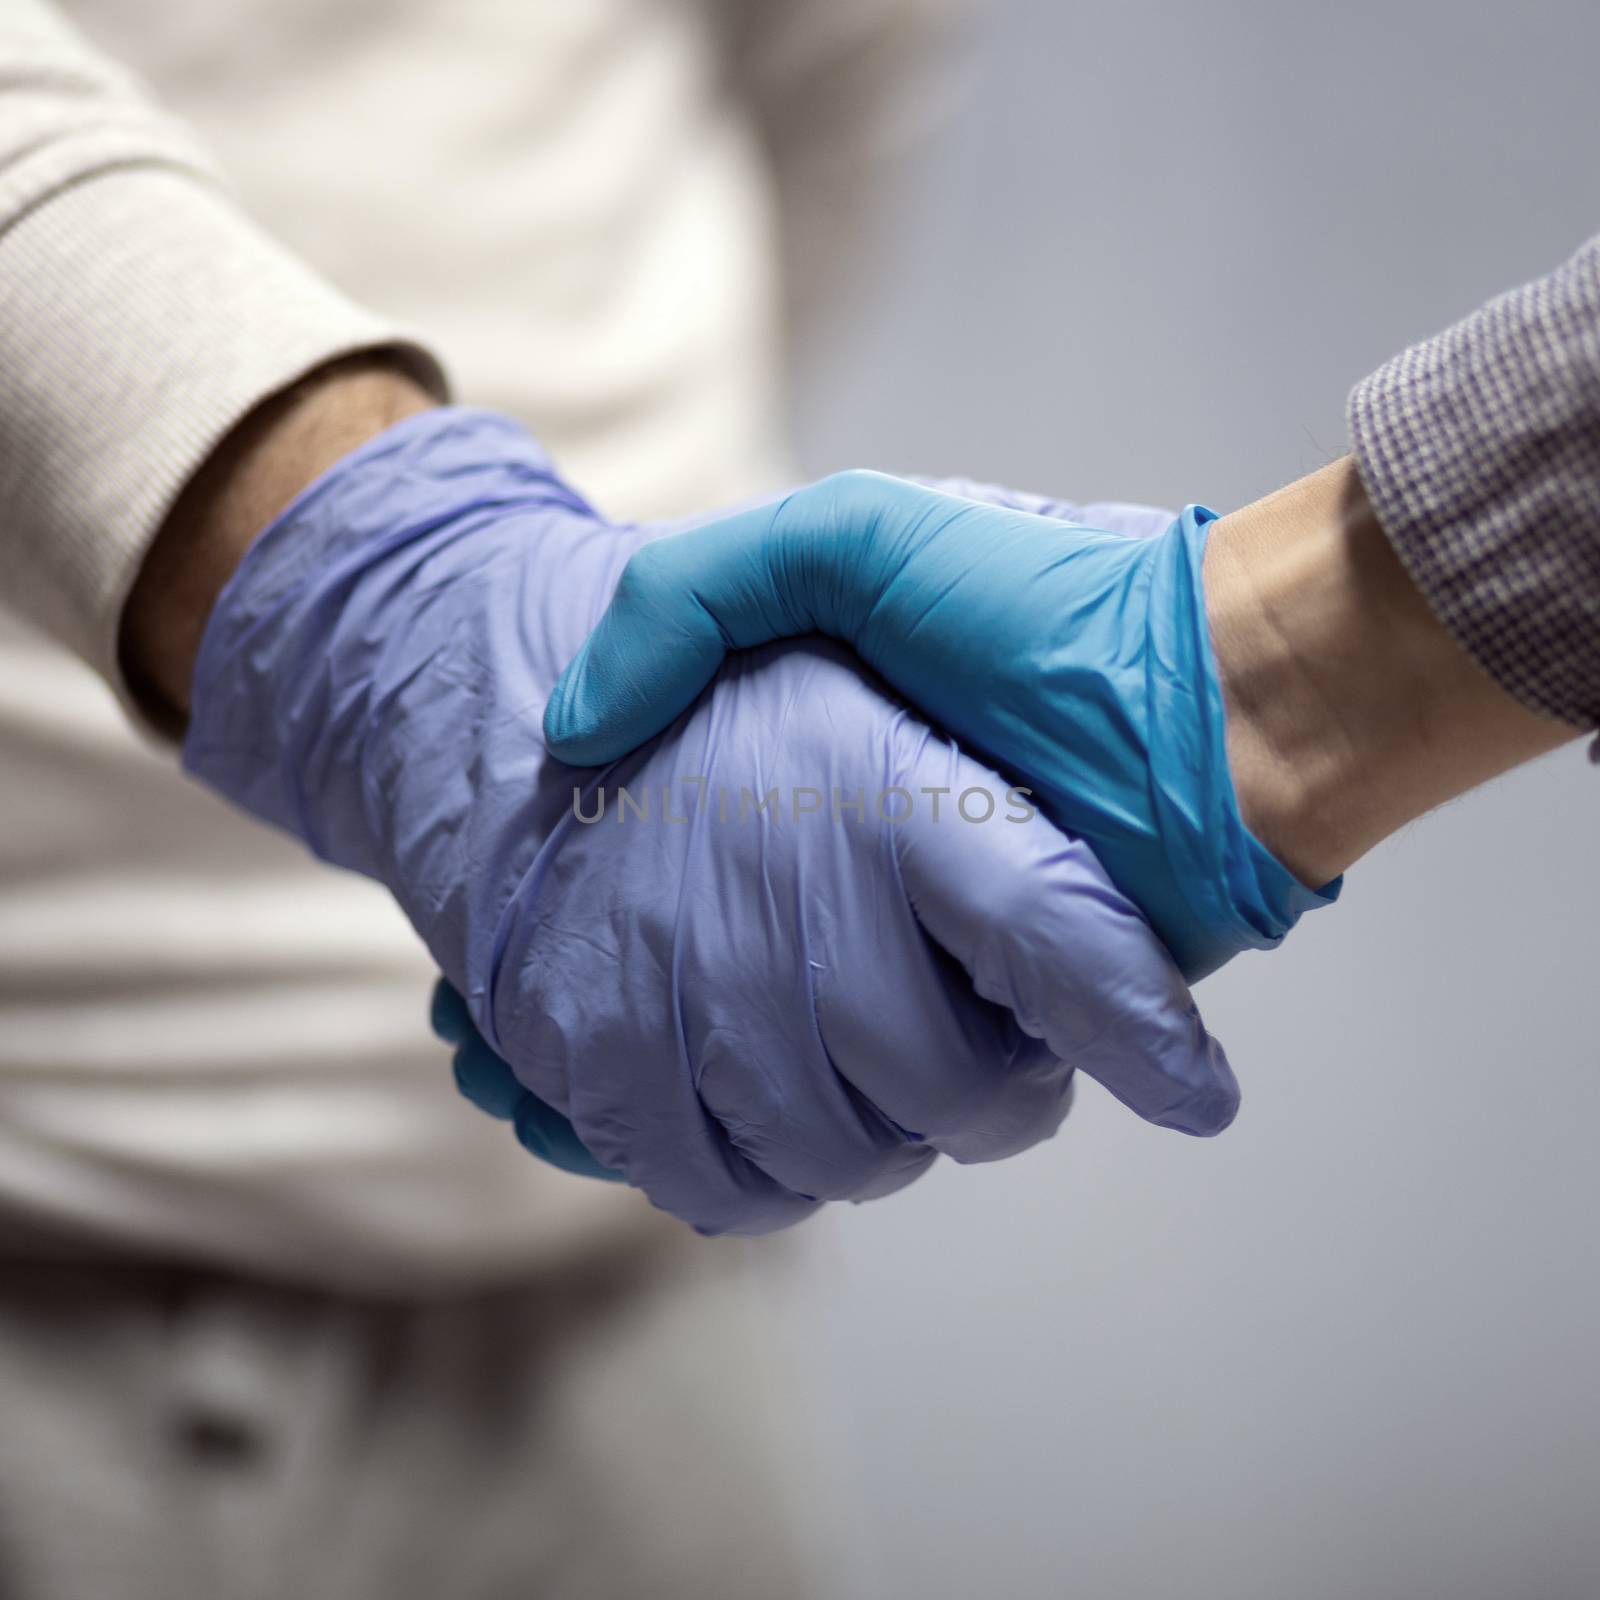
120, 353, 435, 734
1204, 457, 1578, 885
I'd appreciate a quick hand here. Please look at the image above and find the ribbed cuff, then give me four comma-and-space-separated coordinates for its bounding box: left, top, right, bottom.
0, 164, 446, 717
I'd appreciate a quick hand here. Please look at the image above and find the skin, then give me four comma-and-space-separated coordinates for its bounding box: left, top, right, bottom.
120, 355, 434, 733
121, 375, 1584, 884
1204, 457, 1581, 886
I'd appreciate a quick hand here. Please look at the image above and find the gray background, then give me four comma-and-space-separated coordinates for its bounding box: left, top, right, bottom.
782, 3, 1600, 1597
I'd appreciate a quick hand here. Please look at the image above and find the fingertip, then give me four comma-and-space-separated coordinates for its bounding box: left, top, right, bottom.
1079, 974, 1240, 1137
1142, 1032, 1241, 1136
429, 978, 471, 1044
548, 718, 656, 768
452, 1043, 523, 1121
543, 658, 607, 764
544, 641, 651, 767
895, 785, 1242, 1138
544, 639, 706, 766
544, 719, 613, 767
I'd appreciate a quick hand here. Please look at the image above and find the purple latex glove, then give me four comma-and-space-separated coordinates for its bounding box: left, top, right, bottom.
184, 409, 1236, 1235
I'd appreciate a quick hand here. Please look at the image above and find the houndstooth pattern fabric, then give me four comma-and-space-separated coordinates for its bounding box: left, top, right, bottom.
1348, 233, 1600, 737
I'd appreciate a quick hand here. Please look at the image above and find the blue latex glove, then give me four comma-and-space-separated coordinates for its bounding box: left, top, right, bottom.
545, 472, 1341, 981
185, 410, 1238, 1234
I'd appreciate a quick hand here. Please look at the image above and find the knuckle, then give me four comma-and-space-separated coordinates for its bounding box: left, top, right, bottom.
614, 536, 677, 600
822, 467, 888, 511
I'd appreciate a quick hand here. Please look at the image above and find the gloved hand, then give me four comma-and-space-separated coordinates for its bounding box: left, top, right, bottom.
545, 472, 1341, 982
430, 979, 623, 1184
432, 486, 1210, 1189
184, 410, 1238, 1233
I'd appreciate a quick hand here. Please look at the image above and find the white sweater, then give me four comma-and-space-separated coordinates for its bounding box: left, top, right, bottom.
0, 0, 950, 1290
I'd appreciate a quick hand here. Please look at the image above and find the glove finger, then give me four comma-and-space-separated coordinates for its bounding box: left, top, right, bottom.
439, 978, 626, 1181
429, 977, 474, 1045
544, 473, 962, 764
689, 645, 1077, 1170
555, 664, 939, 1216
437, 978, 529, 1121
543, 498, 792, 765
492, 841, 825, 1236
451, 1039, 524, 1122
684, 946, 944, 1206
807, 732, 1078, 1165
544, 473, 1173, 770
885, 724, 1239, 1139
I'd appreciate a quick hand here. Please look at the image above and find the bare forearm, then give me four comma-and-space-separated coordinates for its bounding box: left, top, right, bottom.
1206, 457, 1582, 887
120, 357, 435, 733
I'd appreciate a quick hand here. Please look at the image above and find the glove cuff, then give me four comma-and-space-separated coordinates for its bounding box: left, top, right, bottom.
1145, 506, 1342, 979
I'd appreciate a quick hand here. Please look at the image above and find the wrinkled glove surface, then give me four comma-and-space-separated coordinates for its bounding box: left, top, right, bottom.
186, 410, 1237, 1232
546, 472, 1341, 982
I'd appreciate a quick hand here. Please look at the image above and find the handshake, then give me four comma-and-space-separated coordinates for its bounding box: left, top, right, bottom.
183, 406, 1339, 1234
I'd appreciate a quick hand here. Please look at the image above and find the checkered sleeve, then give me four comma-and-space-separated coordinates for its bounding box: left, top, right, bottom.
1348, 234, 1600, 736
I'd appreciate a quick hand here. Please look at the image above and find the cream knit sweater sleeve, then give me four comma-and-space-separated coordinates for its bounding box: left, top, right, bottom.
0, 0, 443, 693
